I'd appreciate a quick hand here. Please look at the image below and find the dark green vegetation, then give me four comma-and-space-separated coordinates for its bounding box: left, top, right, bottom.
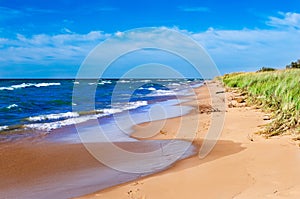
223, 69, 300, 137
257, 67, 276, 72
286, 59, 300, 69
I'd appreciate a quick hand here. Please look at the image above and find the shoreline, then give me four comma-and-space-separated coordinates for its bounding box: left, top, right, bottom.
0, 140, 196, 199
0, 78, 202, 137
2, 80, 300, 199
0, 82, 199, 144
79, 81, 300, 199
75, 81, 225, 198
0, 82, 208, 198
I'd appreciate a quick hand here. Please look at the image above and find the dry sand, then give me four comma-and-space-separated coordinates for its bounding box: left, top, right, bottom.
79, 82, 300, 199
1, 81, 300, 199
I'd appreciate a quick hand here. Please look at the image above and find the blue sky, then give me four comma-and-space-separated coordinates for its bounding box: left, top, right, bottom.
0, 0, 300, 78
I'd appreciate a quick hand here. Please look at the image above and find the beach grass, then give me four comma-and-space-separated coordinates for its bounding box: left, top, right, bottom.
222, 69, 300, 136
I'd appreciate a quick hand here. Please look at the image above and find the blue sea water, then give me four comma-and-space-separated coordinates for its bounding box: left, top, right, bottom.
0, 79, 202, 137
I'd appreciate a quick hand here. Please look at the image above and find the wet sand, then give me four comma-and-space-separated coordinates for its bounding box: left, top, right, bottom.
79, 82, 300, 199
0, 83, 213, 198
0, 139, 197, 199
2, 81, 300, 199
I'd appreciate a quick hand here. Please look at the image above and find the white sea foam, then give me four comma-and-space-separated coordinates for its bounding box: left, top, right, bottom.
28, 112, 80, 122
96, 101, 148, 117
137, 87, 157, 91
95, 108, 122, 117
98, 80, 113, 85
0, 126, 8, 131
34, 83, 61, 87
138, 80, 151, 83
26, 111, 113, 132
127, 101, 148, 109
25, 116, 93, 132
118, 80, 130, 83
0, 82, 61, 91
158, 79, 174, 82
168, 83, 181, 86
148, 87, 156, 91
147, 89, 176, 97
25, 101, 148, 131
11, 83, 34, 89
6, 104, 18, 109
0, 87, 14, 91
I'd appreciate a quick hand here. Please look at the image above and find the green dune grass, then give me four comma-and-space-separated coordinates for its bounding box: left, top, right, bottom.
222, 69, 300, 136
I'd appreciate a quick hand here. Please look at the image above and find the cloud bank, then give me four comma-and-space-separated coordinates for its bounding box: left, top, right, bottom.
0, 31, 109, 65
267, 12, 300, 29
0, 12, 300, 77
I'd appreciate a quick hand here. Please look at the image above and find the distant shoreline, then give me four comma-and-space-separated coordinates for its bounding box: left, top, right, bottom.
0, 80, 204, 198
0, 79, 202, 141
80, 78, 300, 199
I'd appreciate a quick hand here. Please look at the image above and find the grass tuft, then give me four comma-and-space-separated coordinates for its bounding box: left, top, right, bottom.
222, 69, 300, 136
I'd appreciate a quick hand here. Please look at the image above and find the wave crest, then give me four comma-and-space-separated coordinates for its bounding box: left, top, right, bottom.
0, 82, 61, 91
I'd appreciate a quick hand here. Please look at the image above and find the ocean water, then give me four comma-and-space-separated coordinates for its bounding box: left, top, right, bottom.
0, 79, 202, 139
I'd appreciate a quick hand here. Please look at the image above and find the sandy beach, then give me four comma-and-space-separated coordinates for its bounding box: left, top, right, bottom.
78, 82, 300, 199
1, 81, 300, 199
0, 82, 207, 198
1, 1, 299, 198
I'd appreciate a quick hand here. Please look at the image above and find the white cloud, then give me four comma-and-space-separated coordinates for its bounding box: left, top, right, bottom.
0, 12, 300, 77
267, 12, 300, 29
82, 26, 300, 76
191, 26, 300, 73
0, 31, 110, 66
115, 31, 124, 37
